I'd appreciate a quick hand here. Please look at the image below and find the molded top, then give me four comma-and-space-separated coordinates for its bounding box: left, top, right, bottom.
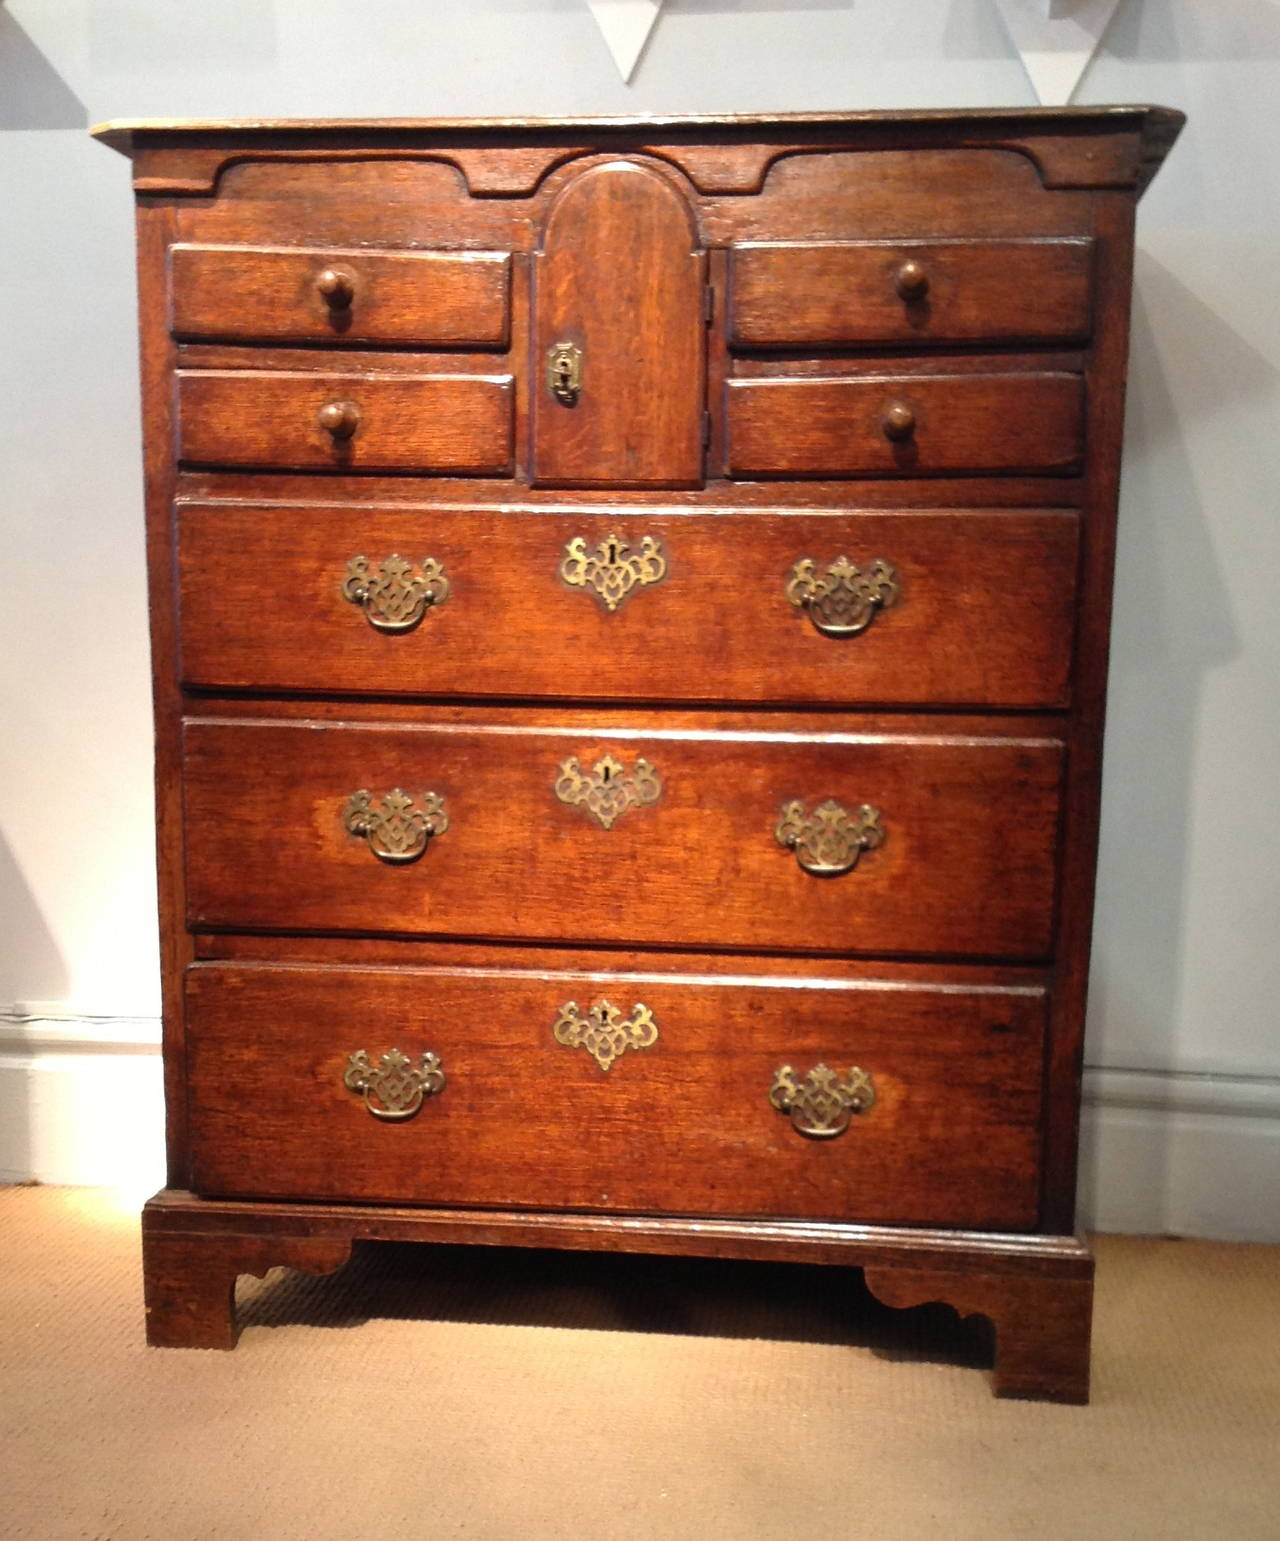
91, 103, 1183, 145
92, 107, 1184, 198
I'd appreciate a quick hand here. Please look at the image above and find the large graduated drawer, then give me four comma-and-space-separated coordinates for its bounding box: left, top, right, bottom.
182, 715, 1065, 959
176, 503, 1081, 709
186, 961, 1047, 1229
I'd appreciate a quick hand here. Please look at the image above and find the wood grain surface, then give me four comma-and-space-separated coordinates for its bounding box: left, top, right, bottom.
728, 238, 1093, 348
176, 502, 1080, 708
725, 372, 1085, 478
176, 369, 515, 473
170, 244, 511, 347
184, 961, 1046, 1228
181, 715, 1065, 958
532, 160, 707, 487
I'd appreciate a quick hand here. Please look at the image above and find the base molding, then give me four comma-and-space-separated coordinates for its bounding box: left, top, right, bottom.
143, 1189, 1094, 1402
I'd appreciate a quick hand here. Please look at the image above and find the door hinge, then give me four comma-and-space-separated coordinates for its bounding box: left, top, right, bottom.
704, 285, 715, 325
703, 410, 713, 450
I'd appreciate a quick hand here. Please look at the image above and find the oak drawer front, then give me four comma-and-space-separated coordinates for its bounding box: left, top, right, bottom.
725, 373, 1084, 478
177, 504, 1079, 709
176, 369, 515, 473
182, 719, 1064, 958
170, 245, 512, 347
728, 240, 1093, 349
186, 962, 1046, 1229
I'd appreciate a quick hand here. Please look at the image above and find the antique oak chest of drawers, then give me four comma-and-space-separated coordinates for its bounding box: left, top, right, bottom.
98, 108, 1181, 1401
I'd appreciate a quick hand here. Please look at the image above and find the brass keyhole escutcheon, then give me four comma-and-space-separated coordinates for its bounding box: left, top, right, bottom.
547, 341, 582, 405
554, 752, 662, 830
560, 532, 667, 613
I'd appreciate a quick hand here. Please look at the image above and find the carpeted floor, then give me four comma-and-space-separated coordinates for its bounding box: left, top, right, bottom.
1, 1187, 1277, 1540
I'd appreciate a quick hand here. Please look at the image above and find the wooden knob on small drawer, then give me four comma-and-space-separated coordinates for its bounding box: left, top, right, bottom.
315, 267, 355, 307
894, 259, 929, 301
881, 400, 916, 441
317, 399, 360, 440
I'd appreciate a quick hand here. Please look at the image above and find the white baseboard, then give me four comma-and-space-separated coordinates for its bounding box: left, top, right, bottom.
0, 1011, 165, 1190
1079, 1066, 1280, 1242
3, 1014, 1278, 1241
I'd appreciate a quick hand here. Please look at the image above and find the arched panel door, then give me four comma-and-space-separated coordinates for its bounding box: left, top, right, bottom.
532, 160, 707, 488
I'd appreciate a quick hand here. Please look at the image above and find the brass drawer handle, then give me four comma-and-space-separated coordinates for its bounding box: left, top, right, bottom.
785, 556, 899, 638
555, 753, 662, 830
881, 400, 916, 442
316, 265, 356, 308
770, 1063, 876, 1139
344, 1049, 445, 1121
553, 999, 659, 1072
344, 788, 449, 864
560, 533, 667, 612
318, 398, 360, 440
547, 340, 582, 405
341, 554, 450, 633
894, 258, 929, 301
776, 799, 884, 877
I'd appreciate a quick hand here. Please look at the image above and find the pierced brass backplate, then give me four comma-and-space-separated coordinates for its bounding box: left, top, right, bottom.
341, 554, 449, 633
554, 753, 662, 829
775, 799, 884, 878
344, 788, 449, 864
553, 999, 658, 1072
560, 533, 667, 612
547, 340, 582, 405
785, 556, 899, 638
769, 1063, 876, 1139
343, 1048, 445, 1121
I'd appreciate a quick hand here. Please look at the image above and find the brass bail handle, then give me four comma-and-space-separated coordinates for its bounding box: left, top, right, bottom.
785, 557, 899, 639
770, 1064, 876, 1139
547, 341, 582, 406
343, 1049, 445, 1121
775, 799, 885, 878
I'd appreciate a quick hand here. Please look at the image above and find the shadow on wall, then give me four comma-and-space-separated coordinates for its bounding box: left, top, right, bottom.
0, 832, 70, 1182
0, 832, 70, 1006
1079, 253, 1265, 1225
1104, 0, 1280, 60
87, 0, 277, 74
940, 0, 1280, 62
0, 7, 88, 129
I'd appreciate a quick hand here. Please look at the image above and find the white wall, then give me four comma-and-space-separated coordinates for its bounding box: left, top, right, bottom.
1, 0, 1277, 1236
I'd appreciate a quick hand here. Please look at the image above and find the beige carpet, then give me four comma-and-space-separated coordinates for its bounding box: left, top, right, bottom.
2, 1187, 1277, 1540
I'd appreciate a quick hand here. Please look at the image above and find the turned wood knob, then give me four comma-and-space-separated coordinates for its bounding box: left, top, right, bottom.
317, 399, 361, 439
894, 259, 929, 301
881, 400, 916, 442
315, 267, 356, 307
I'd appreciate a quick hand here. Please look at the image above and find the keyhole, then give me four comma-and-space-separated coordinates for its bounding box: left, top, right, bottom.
602, 765, 613, 783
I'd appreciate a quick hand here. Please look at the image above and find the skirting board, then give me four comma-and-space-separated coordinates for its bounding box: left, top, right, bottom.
2, 1015, 1277, 1242
0, 1013, 165, 1191
1079, 1067, 1280, 1243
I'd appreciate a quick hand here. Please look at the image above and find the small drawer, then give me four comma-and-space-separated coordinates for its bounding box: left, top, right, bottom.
186, 960, 1046, 1230
728, 239, 1093, 349
170, 244, 511, 347
176, 369, 515, 474
725, 372, 1084, 479
177, 503, 1080, 710
182, 715, 1064, 960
